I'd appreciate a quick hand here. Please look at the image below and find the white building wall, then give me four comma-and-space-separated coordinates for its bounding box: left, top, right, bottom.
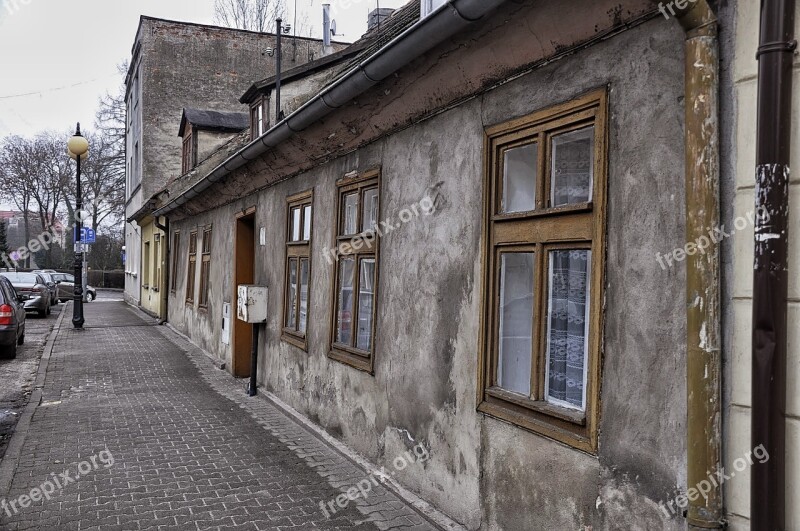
728, 2, 800, 528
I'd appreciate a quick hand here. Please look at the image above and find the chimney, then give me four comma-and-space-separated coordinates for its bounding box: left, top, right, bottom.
367, 7, 395, 32
322, 4, 332, 56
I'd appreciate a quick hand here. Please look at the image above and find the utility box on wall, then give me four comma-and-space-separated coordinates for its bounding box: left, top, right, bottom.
221, 302, 231, 345
237, 285, 268, 323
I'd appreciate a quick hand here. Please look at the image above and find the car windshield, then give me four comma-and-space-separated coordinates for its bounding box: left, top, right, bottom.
0, 272, 40, 284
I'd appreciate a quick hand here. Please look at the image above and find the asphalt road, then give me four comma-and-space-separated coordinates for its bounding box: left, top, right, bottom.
0, 302, 62, 461
0, 290, 121, 461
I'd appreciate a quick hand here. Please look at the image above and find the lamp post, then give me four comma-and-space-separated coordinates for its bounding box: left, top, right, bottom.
67, 123, 89, 329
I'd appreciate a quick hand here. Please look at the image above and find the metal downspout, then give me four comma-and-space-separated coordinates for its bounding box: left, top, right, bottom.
676, 2, 723, 528
752, 0, 796, 528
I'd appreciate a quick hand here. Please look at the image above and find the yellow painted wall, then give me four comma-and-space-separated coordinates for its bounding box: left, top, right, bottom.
139, 218, 167, 318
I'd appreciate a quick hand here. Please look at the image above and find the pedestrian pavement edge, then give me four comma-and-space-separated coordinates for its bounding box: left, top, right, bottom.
0, 303, 69, 498
146, 307, 466, 531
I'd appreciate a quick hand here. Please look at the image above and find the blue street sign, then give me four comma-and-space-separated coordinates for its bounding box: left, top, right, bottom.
80, 228, 96, 244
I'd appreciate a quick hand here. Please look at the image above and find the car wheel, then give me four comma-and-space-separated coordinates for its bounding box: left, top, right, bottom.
87, 292, 94, 302
38, 309, 47, 318
17, 330, 24, 346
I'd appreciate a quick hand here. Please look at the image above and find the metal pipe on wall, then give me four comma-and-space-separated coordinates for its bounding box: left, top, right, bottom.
674, 1, 723, 528
276, 18, 283, 122
752, 0, 796, 528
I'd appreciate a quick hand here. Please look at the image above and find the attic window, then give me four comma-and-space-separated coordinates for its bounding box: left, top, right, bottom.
421, 0, 447, 18
250, 97, 267, 140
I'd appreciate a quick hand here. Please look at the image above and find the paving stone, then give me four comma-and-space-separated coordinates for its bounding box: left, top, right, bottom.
0, 302, 441, 530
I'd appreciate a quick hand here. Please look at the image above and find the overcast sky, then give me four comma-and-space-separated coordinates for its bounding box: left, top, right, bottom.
0, 0, 409, 141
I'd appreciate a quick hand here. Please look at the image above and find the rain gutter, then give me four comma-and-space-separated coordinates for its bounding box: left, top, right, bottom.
153, 0, 508, 218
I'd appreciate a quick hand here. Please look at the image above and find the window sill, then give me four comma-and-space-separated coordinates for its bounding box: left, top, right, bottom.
329, 346, 373, 374
478, 394, 595, 455
485, 387, 585, 426
281, 331, 308, 351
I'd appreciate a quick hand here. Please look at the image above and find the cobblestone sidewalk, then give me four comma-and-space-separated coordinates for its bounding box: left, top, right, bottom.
0, 302, 441, 531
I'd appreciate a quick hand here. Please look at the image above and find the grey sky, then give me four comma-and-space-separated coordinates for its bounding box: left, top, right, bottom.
0, 0, 408, 141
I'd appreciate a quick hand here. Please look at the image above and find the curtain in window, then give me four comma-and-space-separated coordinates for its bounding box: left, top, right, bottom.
551, 127, 594, 207
546, 250, 591, 409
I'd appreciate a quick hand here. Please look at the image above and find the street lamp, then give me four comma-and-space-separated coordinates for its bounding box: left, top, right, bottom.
67, 123, 89, 329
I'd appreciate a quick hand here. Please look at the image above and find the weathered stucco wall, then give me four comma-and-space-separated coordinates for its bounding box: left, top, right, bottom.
167, 10, 690, 528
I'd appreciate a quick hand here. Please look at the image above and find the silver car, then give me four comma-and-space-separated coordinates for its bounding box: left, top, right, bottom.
32, 271, 60, 306
0, 272, 51, 317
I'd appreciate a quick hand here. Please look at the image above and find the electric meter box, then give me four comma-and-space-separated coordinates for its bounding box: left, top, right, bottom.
237, 285, 268, 323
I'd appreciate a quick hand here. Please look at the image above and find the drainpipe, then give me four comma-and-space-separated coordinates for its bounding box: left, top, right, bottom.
154, 216, 169, 324
276, 18, 283, 122
675, 2, 723, 528
752, 0, 796, 528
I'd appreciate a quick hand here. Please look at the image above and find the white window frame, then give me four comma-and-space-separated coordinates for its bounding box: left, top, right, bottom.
421, 0, 448, 18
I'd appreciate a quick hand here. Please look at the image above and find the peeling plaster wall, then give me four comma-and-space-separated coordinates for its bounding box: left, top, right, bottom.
197, 130, 238, 163
167, 10, 690, 531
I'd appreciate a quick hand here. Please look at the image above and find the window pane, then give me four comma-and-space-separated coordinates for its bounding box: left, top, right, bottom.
302, 205, 312, 241
342, 193, 358, 236
551, 127, 594, 207
362, 188, 379, 232
286, 258, 297, 329
298, 258, 309, 334
291, 208, 301, 242
497, 253, 534, 396
545, 249, 591, 410
336, 257, 355, 345
356, 258, 376, 351
502, 143, 537, 213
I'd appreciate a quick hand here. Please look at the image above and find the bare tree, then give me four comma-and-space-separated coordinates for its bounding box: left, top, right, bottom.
214, 0, 288, 33
0, 135, 40, 267
89, 66, 127, 233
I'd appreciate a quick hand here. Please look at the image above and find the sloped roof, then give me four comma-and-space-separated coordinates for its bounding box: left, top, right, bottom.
179, 108, 250, 137
239, 1, 420, 104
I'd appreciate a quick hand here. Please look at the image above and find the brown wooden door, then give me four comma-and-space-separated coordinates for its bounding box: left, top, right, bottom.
233, 212, 256, 377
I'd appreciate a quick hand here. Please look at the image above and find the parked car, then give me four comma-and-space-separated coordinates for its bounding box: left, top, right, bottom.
51, 273, 96, 302
32, 271, 59, 306
0, 272, 51, 317
0, 275, 25, 358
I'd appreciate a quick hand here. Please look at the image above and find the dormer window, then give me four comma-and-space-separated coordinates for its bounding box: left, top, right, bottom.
250, 97, 268, 140
421, 0, 447, 18
182, 125, 195, 174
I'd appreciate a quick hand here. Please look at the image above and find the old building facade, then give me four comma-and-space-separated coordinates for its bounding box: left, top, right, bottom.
130, 0, 800, 529
124, 16, 342, 316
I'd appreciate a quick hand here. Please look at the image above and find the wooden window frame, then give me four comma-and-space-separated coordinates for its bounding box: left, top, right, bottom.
477, 89, 608, 454
186, 231, 197, 305
170, 231, 180, 293
250, 97, 268, 140
282, 190, 313, 350
198, 226, 212, 310
142, 240, 151, 289
182, 125, 196, 174
328, 169, 381, 374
